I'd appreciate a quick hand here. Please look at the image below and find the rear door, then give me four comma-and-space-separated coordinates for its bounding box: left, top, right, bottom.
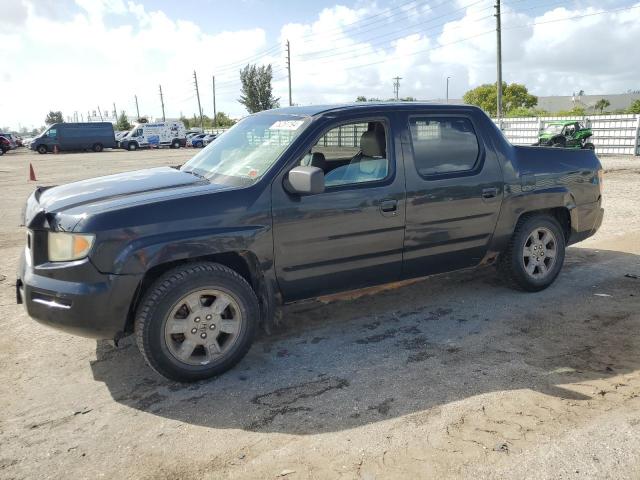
400, 111, 504, 278
271, 113, 406, 301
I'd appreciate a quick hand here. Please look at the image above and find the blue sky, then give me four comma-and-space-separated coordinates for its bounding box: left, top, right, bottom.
1, 0, 639, 129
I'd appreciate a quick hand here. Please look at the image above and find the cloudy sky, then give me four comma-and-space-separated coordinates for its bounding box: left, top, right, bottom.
1, 0, 639, 130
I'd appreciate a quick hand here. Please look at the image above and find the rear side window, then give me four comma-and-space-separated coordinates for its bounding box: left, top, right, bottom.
409, 117, 480, 177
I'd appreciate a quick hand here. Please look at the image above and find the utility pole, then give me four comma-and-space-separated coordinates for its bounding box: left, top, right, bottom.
212, 76, 217, 126
286, 40, 293, 106
134, 95, 140, 120
446, 76, 451, 103
81, 113, 84, 122
87, 111, 91, 122
112, 102, 117, 120
193, 70, 204, 130
393, 76, 402, 100
97, 106, 103, 121
495, 0, 503, 121
159, 85, 166, 121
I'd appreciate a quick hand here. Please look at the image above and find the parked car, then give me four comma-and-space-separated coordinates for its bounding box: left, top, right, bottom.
30, 122, 116, 154
17, 103, 604, 382
188, 133, 207, 148
0, 136, 11, 154
202, 133, 217, 146
119, 121, 186, 150
0, 133, 17, 149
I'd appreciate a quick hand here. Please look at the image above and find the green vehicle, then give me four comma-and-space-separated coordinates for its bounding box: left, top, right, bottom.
535, 120, 595, 150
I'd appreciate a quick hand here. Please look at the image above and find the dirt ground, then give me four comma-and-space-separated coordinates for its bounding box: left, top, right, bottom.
0, 148, 639, 480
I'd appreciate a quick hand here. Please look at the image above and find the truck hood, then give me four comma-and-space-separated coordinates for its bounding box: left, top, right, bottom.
24, 166, 223, 229
38, 167, 208, 212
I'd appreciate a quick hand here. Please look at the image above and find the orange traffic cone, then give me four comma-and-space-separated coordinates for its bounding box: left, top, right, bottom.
29, 163, 37, 181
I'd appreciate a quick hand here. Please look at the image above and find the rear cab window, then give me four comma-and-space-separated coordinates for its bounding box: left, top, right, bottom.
408, 117, 480, 177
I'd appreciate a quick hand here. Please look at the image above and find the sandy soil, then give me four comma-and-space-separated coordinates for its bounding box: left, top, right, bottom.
0, 148, 639, 480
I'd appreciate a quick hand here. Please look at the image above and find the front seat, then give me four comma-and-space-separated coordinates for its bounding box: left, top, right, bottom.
342, 129, 387, 183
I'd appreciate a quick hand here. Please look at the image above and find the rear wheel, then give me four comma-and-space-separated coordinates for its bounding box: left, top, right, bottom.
92, 143, 103, 152
499, 214, 566, 292
37, 145, 47, 154
583, 142, 595, 150
135, 262, 259, 382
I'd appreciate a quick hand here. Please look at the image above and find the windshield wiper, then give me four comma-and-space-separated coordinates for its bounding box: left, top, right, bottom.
182, 169, 209, 182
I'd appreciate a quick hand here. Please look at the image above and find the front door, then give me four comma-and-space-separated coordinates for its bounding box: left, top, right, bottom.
271, 115, 406, 301
400, 111, 504, 278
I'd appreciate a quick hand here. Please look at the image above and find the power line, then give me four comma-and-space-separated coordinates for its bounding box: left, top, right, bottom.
298, 0, 487, 52
294, 5, 494, 65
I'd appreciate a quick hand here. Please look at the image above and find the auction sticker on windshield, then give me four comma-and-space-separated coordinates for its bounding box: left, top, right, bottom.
269, 120, 304, 131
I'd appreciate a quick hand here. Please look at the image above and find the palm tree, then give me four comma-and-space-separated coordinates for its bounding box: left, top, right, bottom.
594, 98, 611, 114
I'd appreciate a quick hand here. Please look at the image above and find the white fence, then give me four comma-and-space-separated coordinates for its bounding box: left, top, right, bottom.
494, 114, 640, 156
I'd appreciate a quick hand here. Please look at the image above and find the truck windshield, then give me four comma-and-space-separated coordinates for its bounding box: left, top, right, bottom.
181, 114, 309, 186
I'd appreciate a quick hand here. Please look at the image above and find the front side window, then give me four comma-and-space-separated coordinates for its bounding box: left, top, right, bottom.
298, 120, 389, 187
409, 117, 479, 177
47, 129, 57, 137
182, 113, 309, 187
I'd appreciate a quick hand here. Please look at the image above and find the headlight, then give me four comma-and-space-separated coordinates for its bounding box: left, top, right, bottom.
48, 232, 95, 261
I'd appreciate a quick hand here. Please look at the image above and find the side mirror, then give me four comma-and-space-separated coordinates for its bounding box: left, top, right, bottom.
286, 166, 325, 195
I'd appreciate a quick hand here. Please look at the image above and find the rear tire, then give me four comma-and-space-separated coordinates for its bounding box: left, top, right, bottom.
584, 142, 595, 150
92, 143, 103, 152
37, 145, 47, 154
135, 262, 259, 382
498, 214, 566, 292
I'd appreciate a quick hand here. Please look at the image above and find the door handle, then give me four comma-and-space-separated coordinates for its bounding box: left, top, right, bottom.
379, 199, 398, 214
481, 187, 498, 199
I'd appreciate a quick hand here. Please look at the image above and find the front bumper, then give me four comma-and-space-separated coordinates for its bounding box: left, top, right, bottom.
17, 249, 142, 340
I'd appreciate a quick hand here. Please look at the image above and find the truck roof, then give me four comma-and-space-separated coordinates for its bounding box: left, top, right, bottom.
260, 102, 482, 117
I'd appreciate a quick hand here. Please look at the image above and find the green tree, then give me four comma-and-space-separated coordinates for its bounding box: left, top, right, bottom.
506, 107, 549, 118
45, 111, 64, 125
137, 117, 149, 123
463, 82, 537, 116
116, 111, 131, 131
556, 106, 586, 117
179, 116, 192, 129
627, 99, 640, 114
238, 64, 280, 113
355, 96, 367, 102
594, 98, 611, 114
213, 112, 235, 127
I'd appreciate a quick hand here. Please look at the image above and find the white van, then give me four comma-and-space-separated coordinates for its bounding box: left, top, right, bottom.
120, 121, 187, 150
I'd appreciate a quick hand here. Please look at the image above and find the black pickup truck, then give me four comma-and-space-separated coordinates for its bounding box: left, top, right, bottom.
17, 103, 604, 382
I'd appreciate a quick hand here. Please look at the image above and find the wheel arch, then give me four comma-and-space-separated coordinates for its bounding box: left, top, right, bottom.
123, 250, 278, 337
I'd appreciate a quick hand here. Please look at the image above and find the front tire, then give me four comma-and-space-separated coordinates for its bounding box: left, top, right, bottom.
135, 262, 259, 382
37, 145, 47, 154
128, 142, 138, 151
499, 214, 566, 292
171, 139, 181, 149
583, 142, 595, 150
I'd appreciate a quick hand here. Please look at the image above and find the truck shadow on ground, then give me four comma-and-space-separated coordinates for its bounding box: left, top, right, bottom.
91, 247, 640, 434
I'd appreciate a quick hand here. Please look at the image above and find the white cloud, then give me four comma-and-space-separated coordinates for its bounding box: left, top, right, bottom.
2, 0, 640, 130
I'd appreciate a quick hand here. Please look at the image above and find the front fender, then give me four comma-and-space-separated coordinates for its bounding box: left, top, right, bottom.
94, 226, 270, 275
